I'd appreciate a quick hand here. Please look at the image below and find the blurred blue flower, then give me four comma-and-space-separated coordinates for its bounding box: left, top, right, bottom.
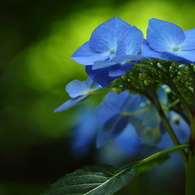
95, 91, 144, 147
54, 78, 100, 112
142, 18, 195, 63
68, 90, 189, 191
71, 17, 145, 87
95, 123, 142, 166
69, 105, 98, 159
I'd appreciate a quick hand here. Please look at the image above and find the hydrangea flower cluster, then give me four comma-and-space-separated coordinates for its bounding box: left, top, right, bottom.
70, 17, 195, 87
54, 15, 194, 156
52, 17, 195, 194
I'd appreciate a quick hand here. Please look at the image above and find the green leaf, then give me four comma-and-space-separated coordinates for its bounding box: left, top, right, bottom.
42, 163, 137, 195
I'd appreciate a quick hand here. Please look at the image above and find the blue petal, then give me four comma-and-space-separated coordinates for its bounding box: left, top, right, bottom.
113, 55, 147, 63
66, 79, 91, 98
95, 101, 119, 124
105, 91, 132, 109
157, 86, 167, 105
71, 41, 110, 65
180, 29, 195, 50
92, 61, 117, 70
108, 63, 134, 77
90, 17, 132, 52
112, 123, 141, 157
96, 114, 129, 148
86, 65, 117, 87
53, 95, 89, 112
122, 93, 143, 112
141, 40, 165, 59
116, 26, 143, 55
85, 77, 100, 90
164, 50, 195, 63
95, 91, 129, 124
147, 18, 185, 52
142, 104, 160, 128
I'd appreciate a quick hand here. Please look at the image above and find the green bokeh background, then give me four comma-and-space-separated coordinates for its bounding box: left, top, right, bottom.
0, 0, 194, 194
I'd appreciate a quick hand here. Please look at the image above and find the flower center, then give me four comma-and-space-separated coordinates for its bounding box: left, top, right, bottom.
172, 45, 180, 51
109, 48, 116, 54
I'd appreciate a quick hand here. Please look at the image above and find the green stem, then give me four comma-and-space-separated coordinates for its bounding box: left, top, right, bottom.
150, 84, 188, 167
186, 113, 195, 195
187, 65, 195, 111
167, 99, 180, 109
134, 144, 190, 168
155, 63, 192, 115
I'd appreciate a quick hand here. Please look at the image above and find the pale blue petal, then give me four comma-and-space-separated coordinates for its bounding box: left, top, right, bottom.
157, 86, 167, 105
71, 41, 110, 65
66, 80, 90, 98
92, 61, 117, 70
90, 17, 132, 52
142, 104, 160, 128
164, 50, 195, 63
53, 95, 89, 112
141, 40, 165, 59
116, 26, 143, 55
147, 18, 185, 52
85, 77, 100, 89
180, 29, 195, 50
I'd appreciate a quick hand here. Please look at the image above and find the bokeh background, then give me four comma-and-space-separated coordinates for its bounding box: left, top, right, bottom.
0, 0, 195, 194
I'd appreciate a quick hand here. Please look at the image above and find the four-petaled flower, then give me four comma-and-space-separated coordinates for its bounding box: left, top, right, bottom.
142, 18, 195, 63
71, 17, 145, 87
54, 77, 101, 112
95, 91, 144, 147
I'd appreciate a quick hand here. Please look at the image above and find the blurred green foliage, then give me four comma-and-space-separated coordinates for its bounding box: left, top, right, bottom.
0, 0, 195, 194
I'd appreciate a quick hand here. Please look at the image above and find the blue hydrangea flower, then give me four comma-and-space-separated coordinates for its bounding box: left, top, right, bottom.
95, 123, 142, 166
142, 18, 195, 63
54, 78, 101, 112
95, 91, 144, 147
71, 17, 145, 87
71, 17, 136, 65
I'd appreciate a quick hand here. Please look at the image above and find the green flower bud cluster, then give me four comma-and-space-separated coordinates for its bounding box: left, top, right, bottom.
110, 59, 167, 95
110, 59, 195, 109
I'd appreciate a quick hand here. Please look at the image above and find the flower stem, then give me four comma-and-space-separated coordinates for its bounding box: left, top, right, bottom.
150, 84, 188, 167
186, 113, 195, 195
134, 144, 189, 168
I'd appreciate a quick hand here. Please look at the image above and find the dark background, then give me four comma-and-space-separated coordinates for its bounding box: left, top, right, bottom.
0, 0, 194, 194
